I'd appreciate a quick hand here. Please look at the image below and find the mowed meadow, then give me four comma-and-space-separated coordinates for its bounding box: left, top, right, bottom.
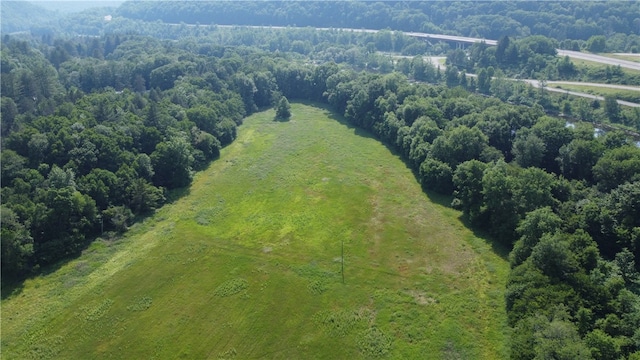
1, 103, 510, 359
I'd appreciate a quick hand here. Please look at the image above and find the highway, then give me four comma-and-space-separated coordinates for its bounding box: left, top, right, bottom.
523, 80, 640, 108
410, 57, 640, 107
404, 32, 497, 46
545, 81, 640, 92
217, 25, 639, 72
211, 25, 640, 106
556, 50, 640, 72
380, 29, 640, 72
390, 30, 640, 72
290, 27, 640, 72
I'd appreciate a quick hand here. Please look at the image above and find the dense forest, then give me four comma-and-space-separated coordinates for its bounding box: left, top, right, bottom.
3, 1, 640, 53
2, 1, 640, 359
114, 1, 640, 51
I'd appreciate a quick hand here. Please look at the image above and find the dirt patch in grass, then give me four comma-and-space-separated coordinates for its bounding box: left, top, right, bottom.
407, 290, 437, 305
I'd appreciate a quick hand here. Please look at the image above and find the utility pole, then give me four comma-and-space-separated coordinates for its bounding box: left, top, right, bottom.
341, 239, 344, 284
97, 214, 103, 235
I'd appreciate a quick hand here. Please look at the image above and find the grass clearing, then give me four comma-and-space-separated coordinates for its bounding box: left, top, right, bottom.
1, 103, 510, 359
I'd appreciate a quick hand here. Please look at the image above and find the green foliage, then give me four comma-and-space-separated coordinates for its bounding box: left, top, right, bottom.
587, 35, 607, 53
511, 207, 563, 267
419, 158, 453, 195
307, 279, 328, 295
530, 233, 578, 279
112, 2, 640, 51
357, 327, 393, 358
430, 126, 488, 168
187, 106, 219, 135
512, 131, 546, 168
127, 296, 153, 312
213, 278, 249, 297
557, 139, 604, 182
102, 205, 134, 233
275, 96, 291, 119
1, 206, 34, 277
513, 167, 556, 216
593, 146, 640, 192
0, 35, 252, 274
150, 62, 193, 90
476, 68, 492, 94
314, 309, 370, 336
529, 116, 573, 173
127, 178, 165, 215
533, 315, 593, 360
79, 298, 114, 322
482, 160, 519, 243
604, 96, 621, 123
585, 329, 620, 360
151, 136, 194, 189
1, 149, 26, 182
452, 160, 487, 222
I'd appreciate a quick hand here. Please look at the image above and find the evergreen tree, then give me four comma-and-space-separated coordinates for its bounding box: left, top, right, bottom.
275, 96, 291, 119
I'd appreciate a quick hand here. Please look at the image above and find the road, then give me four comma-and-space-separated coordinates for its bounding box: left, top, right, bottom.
544, 81, 640, 92
399, 31, 640, 72
399, 32, 640, 71
415, 58, 640, 107
321, 28, 640, 107
523, 80, 640, 107
211, 25, 640, 106
211, 25, 640, 71
557, 50, 640, 72
404, 32, 497, 46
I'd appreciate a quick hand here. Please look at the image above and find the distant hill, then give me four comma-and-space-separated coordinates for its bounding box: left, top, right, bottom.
0, 1, 56, 33
115, 1, 640, 41
34, 1, 124, 13
0, 0, 123, 34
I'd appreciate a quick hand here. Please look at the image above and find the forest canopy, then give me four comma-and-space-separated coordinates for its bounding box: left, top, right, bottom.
114, 1, 640, 44
3, 1, 640, 52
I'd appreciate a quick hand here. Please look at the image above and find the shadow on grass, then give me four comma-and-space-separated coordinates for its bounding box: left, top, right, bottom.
299, 100, 512, 262
164, 185, 191, 204
421, 183, 510, 261
321, 107, 380, 143
1, 115, 246, 299
457, 212, 511, 261
1, 248, 83, 300
273, 116, 291, 122
2, 185, 194, 300
1, 277, 25, 300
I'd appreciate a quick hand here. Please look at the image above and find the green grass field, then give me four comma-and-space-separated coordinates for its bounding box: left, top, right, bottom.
1, 103, 510, 359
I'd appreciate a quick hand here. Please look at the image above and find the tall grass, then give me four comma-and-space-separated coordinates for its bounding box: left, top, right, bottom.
1, 103, 510, 359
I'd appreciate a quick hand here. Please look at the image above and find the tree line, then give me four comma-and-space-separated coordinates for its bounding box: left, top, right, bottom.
1, 34, 250, 275
2, 27, 640, 359
25, 13, 640, 130
318, 65, 640, 360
